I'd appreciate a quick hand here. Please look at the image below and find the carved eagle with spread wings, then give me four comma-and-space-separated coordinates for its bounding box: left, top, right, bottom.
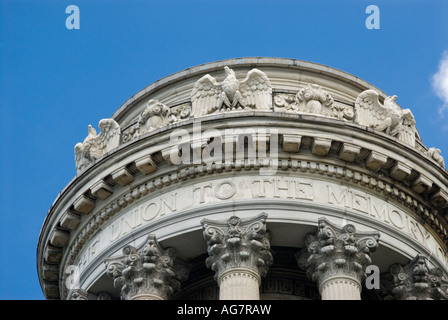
74, 119, 121, 173
354, 89, 416, 146
191, 66, 272, 117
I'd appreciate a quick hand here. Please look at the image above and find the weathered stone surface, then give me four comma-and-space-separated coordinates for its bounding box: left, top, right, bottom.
191, 66, 272, 117
59, 210, 81, 230
49, 229, 70, 248
135, 155, 157, 175
383, 254, 448, 300
365, 151, 388, 171
202, 214, 273, 281
297, 217, 380, 300
111, 167, 134, 186
311, 138, 331, 156
104, 235, 189, 300
90, 180, 113, 200
389, 162, 412, 181
73, 195, 95, 214
282, 134, 302, 152
74, 119, 121, 173
355, 89, 416, 147
339, 143, 361, 162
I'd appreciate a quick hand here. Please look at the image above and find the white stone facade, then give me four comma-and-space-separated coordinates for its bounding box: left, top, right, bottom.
37, 58, 448, 300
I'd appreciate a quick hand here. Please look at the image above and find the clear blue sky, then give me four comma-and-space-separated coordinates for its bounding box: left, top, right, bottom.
1, 0, 447, 300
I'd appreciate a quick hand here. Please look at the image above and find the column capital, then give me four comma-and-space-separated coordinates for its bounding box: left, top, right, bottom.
104, 234, 189, 300
201, 213, 273, 282
385, 254, 448, 300
70, 288, 88, 300
298, 217, 380, 292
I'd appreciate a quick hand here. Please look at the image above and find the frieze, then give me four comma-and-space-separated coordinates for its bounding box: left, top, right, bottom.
273, 85, 354, 121
121, 101, 191, 143
69, 175, 448, 283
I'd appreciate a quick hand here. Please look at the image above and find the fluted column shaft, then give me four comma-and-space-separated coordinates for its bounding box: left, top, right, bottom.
201, 214, 273, 300
320, 276, 362, 300
298, 218, 380, 300
219, 268, 261, 300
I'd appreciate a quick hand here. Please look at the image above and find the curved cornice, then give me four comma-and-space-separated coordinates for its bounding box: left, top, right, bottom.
110, 57, 389, 123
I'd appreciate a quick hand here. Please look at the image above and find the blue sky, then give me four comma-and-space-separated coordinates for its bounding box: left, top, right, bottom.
1, 0, 447, 300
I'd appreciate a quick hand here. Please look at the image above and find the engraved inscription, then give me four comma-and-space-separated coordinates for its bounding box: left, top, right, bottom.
73, 176, 448, 275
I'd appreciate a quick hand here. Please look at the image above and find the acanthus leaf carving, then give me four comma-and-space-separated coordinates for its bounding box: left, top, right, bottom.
191, 66, 272, 117
74, 119, 121, 173
201, 214, 273, 281
297, 217, 380, 288
354, 89, 416, 147
104, 234, 190, 300
384, 254, 448, 300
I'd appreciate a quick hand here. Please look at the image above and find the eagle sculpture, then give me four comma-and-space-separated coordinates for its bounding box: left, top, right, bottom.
354, 89, 416, 146
74, 119, 121, 173
191, 66, 272, 117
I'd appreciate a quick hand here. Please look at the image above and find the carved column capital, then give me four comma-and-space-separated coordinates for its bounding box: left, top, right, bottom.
386, 254, 448, 300
104, 234, 189, 300
201, 214, 273, 283
70, 288, 88, 300
298, 218, 380, 296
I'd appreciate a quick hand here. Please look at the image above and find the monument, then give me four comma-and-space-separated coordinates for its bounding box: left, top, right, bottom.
37, 57, 448, 300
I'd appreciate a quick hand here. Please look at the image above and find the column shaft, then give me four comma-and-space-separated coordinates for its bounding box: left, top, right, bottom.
218, 268, 261, 300
320, 276, 361, 300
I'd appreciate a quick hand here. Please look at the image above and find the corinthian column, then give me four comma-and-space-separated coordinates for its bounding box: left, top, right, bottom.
104, 234, 189, 300
201, 214, 273, 300
297, 218, 380, 300
385, 254, 448, 300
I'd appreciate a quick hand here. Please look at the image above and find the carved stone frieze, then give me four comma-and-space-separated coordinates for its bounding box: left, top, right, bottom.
74, 119, 121, 173
201, 214, 273, 282
191, 66, 272, 117
273, 85, 353, 121
354, 89, 416, 147
104, 234, 189, 300
298, 217, 380, 290
122, 100, 191, 143
382, 254, 448, 300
